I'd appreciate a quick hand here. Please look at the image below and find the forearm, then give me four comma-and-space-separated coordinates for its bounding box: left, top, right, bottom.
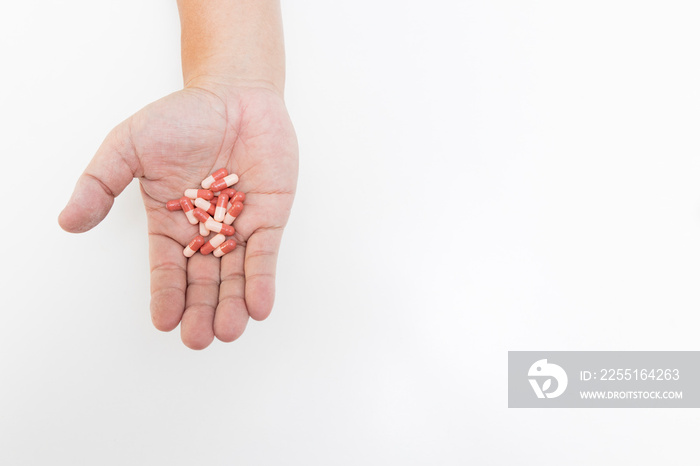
177, 0, 285, 95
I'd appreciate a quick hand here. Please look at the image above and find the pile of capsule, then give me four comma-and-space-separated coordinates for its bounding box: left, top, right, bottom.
165, 168, 245, 258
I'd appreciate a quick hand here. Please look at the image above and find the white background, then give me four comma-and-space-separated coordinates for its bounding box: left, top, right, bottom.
1, 1, 699, 464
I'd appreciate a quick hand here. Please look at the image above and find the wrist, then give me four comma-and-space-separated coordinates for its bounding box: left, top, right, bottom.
183, 74, 285, 104
184, 72, 284, 98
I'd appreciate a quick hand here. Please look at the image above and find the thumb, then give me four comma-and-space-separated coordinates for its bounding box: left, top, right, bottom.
58, 120, 140, 233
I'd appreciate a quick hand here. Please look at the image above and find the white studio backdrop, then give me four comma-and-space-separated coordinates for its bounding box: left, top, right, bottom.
1, 1, 699, 464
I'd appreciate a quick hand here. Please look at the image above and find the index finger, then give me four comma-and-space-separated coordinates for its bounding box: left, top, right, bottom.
149, 233, 187, 332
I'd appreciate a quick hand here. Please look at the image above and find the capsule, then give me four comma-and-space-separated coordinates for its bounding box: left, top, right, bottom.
201, 168, 228, 189
223, 201, 244, 225
205, 218, 235, 236
194, 198, 216, 216
214, 193, 229, 222
179, 197, 197, 225
192, 207, 211, 224
200, 234, 226, 255
193, 207, 212, 236
183, 235, 205, 257
166, 199, 183, 211
199, 222, 210, 236
231, 191, 246, 203
210, 174, 239, 192
184, 189, 214, 200
221, 188, 237, 199
213, 239, 237, 258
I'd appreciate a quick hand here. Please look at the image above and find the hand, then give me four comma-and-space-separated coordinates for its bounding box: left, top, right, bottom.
58, 81, 298, 349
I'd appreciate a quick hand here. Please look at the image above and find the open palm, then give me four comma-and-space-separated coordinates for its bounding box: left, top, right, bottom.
59, 84, 298, 349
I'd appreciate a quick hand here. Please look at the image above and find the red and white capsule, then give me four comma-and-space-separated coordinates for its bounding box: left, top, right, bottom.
213, 239, 237, 258
214, 193, 228, 222
199, 222, 209, 236
221, 188, 236, 199
179, 197, 197, 225
223, 201, 244, 225
205, 218, 234, 236
200, 234, 226, 255
192, 208, 212, 236
184, 189, 214, 200
231, 191, 245, 203
192, 207, 211, 224
201, 168, 228, 189
166, 199, 183, 211
183, 235, 205, 257
194, 198, 216, 216
210, 174, 239, 192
